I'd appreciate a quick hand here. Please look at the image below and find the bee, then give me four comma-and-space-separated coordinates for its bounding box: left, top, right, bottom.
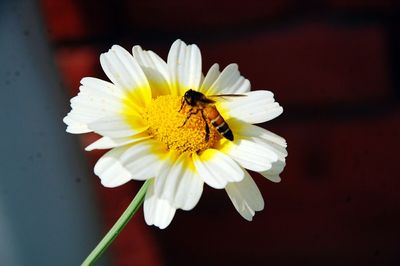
179, 89, 245, 142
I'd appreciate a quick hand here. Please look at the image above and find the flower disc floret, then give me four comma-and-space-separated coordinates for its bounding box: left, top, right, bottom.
143, 95, 221, 153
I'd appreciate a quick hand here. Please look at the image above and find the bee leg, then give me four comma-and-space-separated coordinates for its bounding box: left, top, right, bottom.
200, 110, 210, 142
178, 98, 185, 112
179, 108, 199, 128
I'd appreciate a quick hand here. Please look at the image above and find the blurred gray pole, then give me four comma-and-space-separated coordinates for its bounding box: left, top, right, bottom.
0, 1, 109, 265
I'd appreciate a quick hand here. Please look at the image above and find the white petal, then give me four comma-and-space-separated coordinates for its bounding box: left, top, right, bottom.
132, 45, 172, 97
120, 140, 166, 181
232, 123, 287, 177
80, 77, 124, 98
167, 39, 202, 95
225, 170, 264, 221
155, 153, 203, 210
100, 45, 151, 108
69, 91, 121, 115
144, 180, 176, 229
85, 134, 151, 151
222, 138, 279, 172
94, 140, 164, 186
193, 149, 244, 189
94, 146, 132, 188
63, 78, 125, 134
251, 137, 287, 162
64, 113, 90, 134
220, 90, 283, 124
232, 122, 287, 148
259, 160, 286, 183
88, 115, 147, 138
207, 64, 250, 94
199, 63, 220, 93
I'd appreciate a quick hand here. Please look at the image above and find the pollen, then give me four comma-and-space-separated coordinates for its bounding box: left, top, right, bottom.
143, 95, 221, 154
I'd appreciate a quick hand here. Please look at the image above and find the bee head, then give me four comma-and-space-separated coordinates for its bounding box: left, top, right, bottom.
184, 89, 201, 106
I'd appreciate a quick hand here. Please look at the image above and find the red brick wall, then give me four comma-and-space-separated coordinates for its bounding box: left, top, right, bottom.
40, 1, 400, 265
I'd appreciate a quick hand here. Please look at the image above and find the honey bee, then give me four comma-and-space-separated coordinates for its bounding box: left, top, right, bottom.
179, 89, 245, 142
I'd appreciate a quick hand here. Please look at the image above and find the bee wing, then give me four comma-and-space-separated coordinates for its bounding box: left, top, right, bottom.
208, 93, 247, 101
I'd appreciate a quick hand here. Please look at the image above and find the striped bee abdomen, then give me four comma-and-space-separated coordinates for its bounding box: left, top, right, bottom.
207, 106, 234, 141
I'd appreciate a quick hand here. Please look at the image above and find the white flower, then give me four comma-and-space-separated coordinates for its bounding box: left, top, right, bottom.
64, 40, 287, 229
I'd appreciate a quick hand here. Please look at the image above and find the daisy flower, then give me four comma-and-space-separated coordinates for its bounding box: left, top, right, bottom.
64, 39, 287, 229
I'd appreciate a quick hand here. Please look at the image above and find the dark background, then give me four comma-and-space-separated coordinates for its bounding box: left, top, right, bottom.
38, 0, 400, 265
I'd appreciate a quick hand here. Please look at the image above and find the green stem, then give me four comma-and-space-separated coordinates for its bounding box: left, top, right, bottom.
81, 179, 151, 266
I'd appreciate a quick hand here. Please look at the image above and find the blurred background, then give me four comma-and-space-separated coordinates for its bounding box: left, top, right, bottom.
1, 0, 400, 265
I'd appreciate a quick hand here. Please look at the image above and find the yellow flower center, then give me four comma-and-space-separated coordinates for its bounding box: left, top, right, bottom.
143, 95, 221, 154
